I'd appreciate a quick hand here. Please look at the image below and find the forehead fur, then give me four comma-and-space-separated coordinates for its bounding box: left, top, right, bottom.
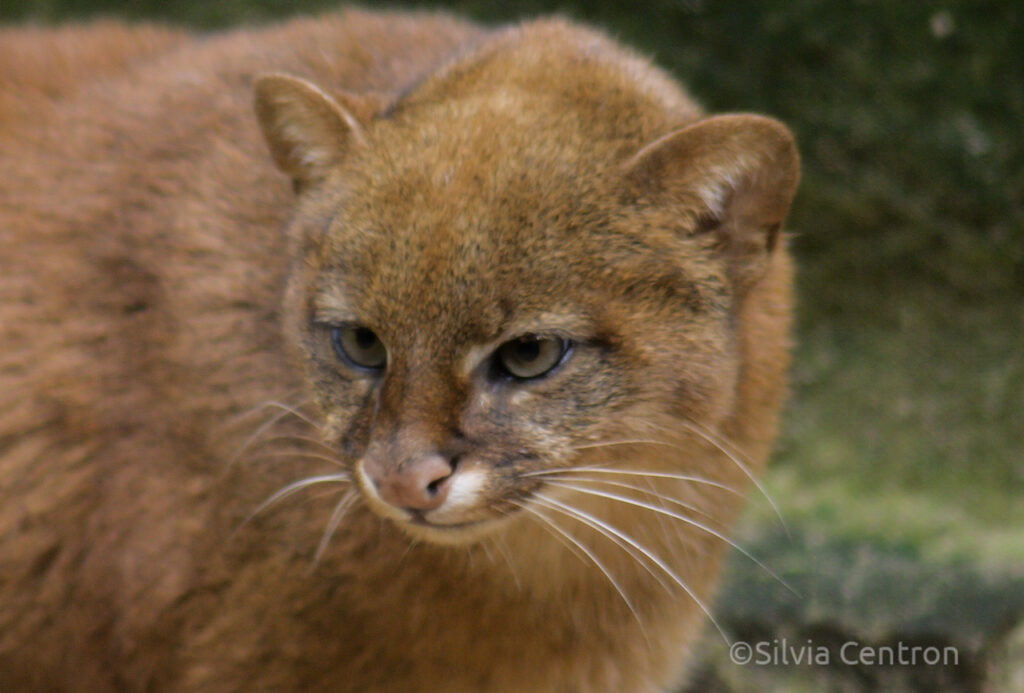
305, 19, 713, 345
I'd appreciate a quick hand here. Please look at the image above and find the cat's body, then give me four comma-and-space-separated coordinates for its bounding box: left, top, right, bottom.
0, 10, 798, 692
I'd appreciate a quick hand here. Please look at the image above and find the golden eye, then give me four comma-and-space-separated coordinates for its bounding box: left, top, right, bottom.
331, 325, 387, 372
495, 335, 570, 380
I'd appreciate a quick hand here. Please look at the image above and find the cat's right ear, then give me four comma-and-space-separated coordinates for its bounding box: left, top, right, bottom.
621, 114, 800, 288
253, 73, 369, 192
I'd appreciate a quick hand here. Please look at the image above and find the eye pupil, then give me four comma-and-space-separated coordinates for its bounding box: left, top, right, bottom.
354, 328, 377, 350
514, 337, 541, 363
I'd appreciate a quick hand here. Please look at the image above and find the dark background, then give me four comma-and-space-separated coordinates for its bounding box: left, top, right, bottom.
4, 1, 1021, 690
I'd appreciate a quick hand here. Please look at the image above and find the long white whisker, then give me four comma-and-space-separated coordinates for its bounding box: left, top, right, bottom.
227, 407, 294, 467
672, 420, 790, 538
549, 481, 795, 596
241, 474, 351, 528
311, 490, 358, 567
253, 400, 322, 431
534, 492, 730, 645
479, 538, 496, 564
514, 501, 647, 642
244, 450, 347, 470
549, 475, 710, 564
571, 438, 682, 452
224, 395, 312, 426
569, 425, 789, 538
525, 466, 740, 495
512, 502, 590, 568
539, 475, 711, 518
490, 536, 523, 592
396, 539, 417, 566
531, 497, 677, 596
255, 434, 340, 454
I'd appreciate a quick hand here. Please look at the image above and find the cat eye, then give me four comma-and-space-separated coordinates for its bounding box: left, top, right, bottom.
331, 325, 387, 372
494, 335, 571, 381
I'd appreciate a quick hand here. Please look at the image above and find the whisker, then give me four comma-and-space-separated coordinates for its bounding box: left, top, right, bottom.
531, 495, 674, 595
225, 399, 324, 470
631, 472, 684, 563
254, 434, 340, 454
525, 466, 740, 495
244, 450, 347, 470
252, 400, 323, 431
533, 492, 730, 646
513, 501, 648, 642
538, 474, 711, 518
311, 490, 358, 568
548, 481, 796, 596
398, 538, 418, 565
569, 425, 789, 538
227, 406, 295, 467
239, 473, 351, 530
571, 437, 682, 452
490, 536, 523, 592
671, 420, 790, 538
307, 488, 351, 502
479, 538, 497, 564
511, 501, 589, 568
545, 474, 713, 564
224, 395, 312, 426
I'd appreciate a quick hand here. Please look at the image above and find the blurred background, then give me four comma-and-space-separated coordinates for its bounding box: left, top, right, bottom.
3, 1, 1021, 690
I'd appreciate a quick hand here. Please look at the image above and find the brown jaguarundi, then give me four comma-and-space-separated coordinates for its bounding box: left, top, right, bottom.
0, 9, 799, 692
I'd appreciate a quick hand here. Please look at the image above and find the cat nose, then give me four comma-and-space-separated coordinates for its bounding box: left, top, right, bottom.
366, 454, 454, 512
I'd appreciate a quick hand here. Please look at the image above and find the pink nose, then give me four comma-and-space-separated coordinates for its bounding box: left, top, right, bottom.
366, 454, 454, 512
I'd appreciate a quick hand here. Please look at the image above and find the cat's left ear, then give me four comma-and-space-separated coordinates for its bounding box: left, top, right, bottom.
254, 73, 381, 192
622, 114, 800, 285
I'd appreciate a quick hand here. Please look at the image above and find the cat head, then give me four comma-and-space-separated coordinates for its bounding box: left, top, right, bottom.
253, 23, 799, 545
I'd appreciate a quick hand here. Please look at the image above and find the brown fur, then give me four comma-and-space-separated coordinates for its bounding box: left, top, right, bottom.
0, 10, 798, 692
0, 21, 188, 128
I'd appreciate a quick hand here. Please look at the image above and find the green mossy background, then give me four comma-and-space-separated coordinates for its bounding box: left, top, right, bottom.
4, 1, 1021, 690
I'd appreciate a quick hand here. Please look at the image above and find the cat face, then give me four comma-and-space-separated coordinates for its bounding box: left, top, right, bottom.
280, 134, 734, 544
256, 66, 797, 544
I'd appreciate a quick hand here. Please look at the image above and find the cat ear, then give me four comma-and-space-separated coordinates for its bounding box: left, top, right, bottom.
253, 73, 372, 191
622, 114, 800, 284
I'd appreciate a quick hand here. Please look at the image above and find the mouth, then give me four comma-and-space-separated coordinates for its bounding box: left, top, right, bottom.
407, 513, 480, 530
392, 513, 505, 546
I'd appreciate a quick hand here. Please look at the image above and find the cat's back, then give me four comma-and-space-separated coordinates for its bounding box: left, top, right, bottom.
0, 21, 189, 129
0, 13, 481, 689
0, 8, 482, 412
